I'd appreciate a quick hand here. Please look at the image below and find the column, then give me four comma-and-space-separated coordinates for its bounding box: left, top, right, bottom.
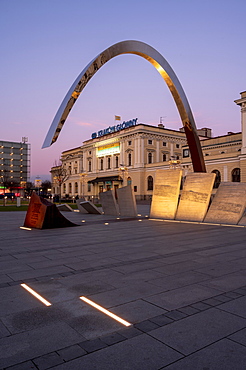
223, 165, 228, 182
156, 140, 160, 162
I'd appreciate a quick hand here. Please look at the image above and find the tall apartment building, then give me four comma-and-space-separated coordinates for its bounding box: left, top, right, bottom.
0, 139, 30, 194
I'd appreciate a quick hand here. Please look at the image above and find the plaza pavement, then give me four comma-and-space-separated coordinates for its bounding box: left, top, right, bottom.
1, 206, 246, 369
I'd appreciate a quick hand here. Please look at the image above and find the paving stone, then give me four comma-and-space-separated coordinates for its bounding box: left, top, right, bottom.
5, 360, 37, 369
57, 344, 87, 361
33, 352, 64, 369
177, 306, 200, 315
164, 310, 187, 320
219, 296, 246, 318
134, 320, 160, 332
190, 302, 211, 311
149, 314, 174, 326
110, 299, 166, 323
150, 308, 246, 355
202, 297, 222, 306
215, 294, 233, 303
118, 326, 142, 339
229, 328, 246, 346
164, 338, 246, 370
78, 338, 108, 352
224, 291, 243, 299
100, 332, 126, 345
145, 284, 222, 310
51, 334, 183, 369
0, 319, 11, 338
0, 322, 83, 369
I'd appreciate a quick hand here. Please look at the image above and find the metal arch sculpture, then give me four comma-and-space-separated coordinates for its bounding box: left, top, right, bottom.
42, 40, 206, 172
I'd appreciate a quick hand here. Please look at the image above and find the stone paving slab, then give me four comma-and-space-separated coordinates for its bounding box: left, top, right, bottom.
1, 210, 246, 369
164, 338, 246, 370
150, 307, 246, 355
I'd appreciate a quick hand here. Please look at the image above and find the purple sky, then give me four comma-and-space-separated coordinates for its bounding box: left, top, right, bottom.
1, 0, 245, 181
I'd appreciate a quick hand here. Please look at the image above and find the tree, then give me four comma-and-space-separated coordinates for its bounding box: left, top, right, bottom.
41, 180, 52, 196
51, 160, 70, 198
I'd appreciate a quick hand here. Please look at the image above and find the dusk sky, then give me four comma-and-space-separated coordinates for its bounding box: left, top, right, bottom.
1, 0, 245, 181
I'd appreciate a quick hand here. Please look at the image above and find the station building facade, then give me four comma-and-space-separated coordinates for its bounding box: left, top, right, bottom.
51, 91, 246, 200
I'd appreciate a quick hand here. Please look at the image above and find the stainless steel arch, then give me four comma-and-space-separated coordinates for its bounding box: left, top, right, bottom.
42, 40, 205, 172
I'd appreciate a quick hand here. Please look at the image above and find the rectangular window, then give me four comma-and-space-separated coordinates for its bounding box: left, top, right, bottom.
176, 144, 180, 148
134, 186, 137, 192
128, 141, 132, 146
183, 149, 189, 158
163, 142, 166, 146
148, 140, 152, 145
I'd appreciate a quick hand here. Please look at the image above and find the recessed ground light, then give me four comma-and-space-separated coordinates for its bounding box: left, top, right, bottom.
21, 284, 52, 306
20, 227, 32, 231
80, 296, 131, 326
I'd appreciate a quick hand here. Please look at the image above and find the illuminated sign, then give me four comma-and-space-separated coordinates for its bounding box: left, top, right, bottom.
92, 118, 137, 139
97, 143, 120, 157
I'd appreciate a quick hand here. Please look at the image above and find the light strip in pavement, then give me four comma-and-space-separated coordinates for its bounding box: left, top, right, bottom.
80, 296, 131, 327
21, 284, 52, 306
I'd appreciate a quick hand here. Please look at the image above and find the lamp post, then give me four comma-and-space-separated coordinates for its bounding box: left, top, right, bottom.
79, 172, 87, 198
169, 156, 181, 170
119, 165, 128, 186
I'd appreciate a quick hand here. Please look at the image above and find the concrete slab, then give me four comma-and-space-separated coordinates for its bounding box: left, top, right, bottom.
150, 169, 182, 219
204, 182, 246, 224
150, 307, 246, 355
116, 185, 137, 217
99, 190, 119, 216
57, 204, 74, 212
51, 334, 183, 370
79, 201, 102, 214
75, 198, 87, 213
164, 339, 246, 370
176, 172, 215, 222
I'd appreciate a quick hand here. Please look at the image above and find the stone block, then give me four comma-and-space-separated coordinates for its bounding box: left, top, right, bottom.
57, 204, 74, 212
116, 186, 137, 217
24, 192, 77, 229
99, 190, 119, 216
204, 182, 246, 225
150, 169, 182, 219
176, 172, 215, 222
79, 201, 101, 214
76, 198, 87, 213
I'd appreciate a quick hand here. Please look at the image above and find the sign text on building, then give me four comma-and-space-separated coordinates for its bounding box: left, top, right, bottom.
92, 118, 137, 139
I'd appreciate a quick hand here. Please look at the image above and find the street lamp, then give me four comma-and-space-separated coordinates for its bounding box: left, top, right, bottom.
79, 172, 87, 198
119, 165, 128, 186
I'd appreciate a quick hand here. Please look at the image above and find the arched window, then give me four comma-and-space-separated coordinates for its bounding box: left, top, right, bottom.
128, 153, 132, 166
88, 160, 92, 172
163, 154, 166, 161
100, 158, 103, 170
75, 182, 78, 193
63, 183, 66, 193
107, 157, 111, 169
69, 183, 72, 193
147, 175, 153, 190
115, 156, 119, 168
148, 152, 152, 164
232, 168, 240, 182
211, 170, 221, 188
127, 177, 132, 186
